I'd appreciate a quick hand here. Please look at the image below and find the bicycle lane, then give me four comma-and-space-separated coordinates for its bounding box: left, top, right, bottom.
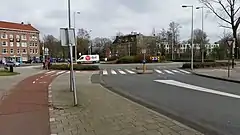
0, 70, 66, 135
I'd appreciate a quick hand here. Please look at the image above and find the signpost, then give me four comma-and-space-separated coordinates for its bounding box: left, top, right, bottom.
60, 28, 78, 106
227, 39, 234, 78
142, 49, 146, 73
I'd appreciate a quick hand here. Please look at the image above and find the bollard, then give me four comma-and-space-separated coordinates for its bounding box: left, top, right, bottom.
10, 65, 13, 72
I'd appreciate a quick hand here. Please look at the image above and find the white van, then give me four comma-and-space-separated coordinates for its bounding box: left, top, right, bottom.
77, 55, 100, 64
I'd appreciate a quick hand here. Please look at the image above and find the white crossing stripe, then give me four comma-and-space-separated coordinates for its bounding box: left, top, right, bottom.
56, 71, 65, 75
154, 80, 240, 99
164, 70, 174, 74
111, 70, 117, 74
179, 69, 191, 74
118, 69, 126, 74
172, 70, 181, 73
125, 69, 135, 74
155, 69, 164, 74
103, 70, 108, 75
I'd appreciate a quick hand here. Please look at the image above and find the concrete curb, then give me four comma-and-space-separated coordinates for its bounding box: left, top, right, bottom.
192, 72, 240, 84
98, 74, 222, 135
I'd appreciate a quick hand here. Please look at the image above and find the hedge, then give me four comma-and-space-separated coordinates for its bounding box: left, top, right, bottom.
49, 64, 100, 71
182, 62, 235, 69
172, 59, 215, 62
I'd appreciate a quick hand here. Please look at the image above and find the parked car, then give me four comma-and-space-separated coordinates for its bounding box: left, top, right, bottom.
5, 61, 20, 67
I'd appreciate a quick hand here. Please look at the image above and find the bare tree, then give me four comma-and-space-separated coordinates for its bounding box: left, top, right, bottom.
168, 22, 181, 59
199, 0, 240, 54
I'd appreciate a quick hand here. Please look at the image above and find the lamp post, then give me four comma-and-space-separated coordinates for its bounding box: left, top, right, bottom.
196, 6, 204, 63
73, 11, 80, 63
182, 5, 194, 70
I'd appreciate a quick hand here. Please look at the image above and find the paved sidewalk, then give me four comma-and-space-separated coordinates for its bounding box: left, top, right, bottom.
49, 72, 203, 135
193, 67, 240, 83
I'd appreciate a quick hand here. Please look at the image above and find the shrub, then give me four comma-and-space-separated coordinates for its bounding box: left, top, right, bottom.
181, 62, 234, 69
49, 64, 100, 71
116, 56, 135, 64
107, 56, 119, 61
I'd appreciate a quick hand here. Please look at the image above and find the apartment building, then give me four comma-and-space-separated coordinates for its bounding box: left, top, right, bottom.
163, 43, 220, 54
0, 21, 40, 63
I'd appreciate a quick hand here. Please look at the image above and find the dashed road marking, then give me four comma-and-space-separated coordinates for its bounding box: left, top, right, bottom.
49, 118, 55, 122
103, 70, 108, 75
33, 81, 36, 84
164, 70, 174, 74
111, 70, 117, 75
118, 69, 126, 74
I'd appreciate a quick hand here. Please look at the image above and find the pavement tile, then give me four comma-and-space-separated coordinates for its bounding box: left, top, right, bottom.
49, 72, 203, 135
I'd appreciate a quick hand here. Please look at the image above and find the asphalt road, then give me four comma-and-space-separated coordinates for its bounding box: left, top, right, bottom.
101, 68, 240, 135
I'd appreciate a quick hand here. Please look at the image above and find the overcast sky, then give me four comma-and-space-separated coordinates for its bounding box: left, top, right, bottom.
0, 0, 231, 43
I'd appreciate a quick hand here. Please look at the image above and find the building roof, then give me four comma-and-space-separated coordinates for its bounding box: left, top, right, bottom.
0, 21, 39, 32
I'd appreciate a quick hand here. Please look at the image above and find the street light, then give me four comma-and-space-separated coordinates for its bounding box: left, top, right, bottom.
182, 5, 194, 70
196, 6, 204, 63
73, 11, 80, 63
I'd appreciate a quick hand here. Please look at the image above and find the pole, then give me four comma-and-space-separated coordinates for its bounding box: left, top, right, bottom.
74, 12, 78, 63
191, 6, 194, 70
228, 49, 230, 78
201, 7, 204, 63
171, 33, 174, 60
232, 38, 235, 68
128, 42, 131, 56
68, 0, 77, 106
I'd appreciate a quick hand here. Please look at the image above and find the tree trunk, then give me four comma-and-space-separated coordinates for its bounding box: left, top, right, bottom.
233, 27, 238, 59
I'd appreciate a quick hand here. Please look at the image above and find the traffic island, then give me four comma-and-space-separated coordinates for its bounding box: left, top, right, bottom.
0, 70, 19, 76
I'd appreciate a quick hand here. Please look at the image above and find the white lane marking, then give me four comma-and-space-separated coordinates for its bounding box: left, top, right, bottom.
33, 81, 36, 84
125, 69, 135, 74
172, 70, 181, 73
155, 69, 164, 74
48, 95, 52, 98
36, 78, 39, 81
111, 70, 117, 75
45, 71, 55, 74
154, 80, 240, 99
49, 118, 55, 122
118, 69, 126, 74
39, 82, 47, 84
164, 70, 174, 74
103, 70, 108, 75
40, 76, 44, 78
56, 71, 65, 75
179, 69, 191, 74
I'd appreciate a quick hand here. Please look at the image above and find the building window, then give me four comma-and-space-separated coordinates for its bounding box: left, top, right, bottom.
1, 41, 7, 46
2, 48, 7, 54
16, 35, 20, 39
35, 43, 38, 46
16, 42, 20, 47
22, 49, 27, 54
21, 35, 27, 40
35, 49, 38, 54
1, 33, 7, 39
10, 42, 14, 47
9, 34, 14, 39
10, 49, 14, 54
21, 42, 27, 47
32, 49, 35, 54
17, 49, 20, 54
30, 49, 33, 54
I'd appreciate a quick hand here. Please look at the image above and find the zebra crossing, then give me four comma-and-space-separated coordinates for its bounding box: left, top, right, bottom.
101, 69, 191, 76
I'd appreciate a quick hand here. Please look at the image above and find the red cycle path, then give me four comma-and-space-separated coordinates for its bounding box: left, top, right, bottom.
0, 72, 58, 135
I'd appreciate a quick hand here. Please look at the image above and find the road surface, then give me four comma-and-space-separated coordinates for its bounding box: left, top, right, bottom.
101, 67, 240, 135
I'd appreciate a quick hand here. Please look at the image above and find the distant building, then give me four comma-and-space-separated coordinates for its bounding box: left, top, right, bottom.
0, 21, 40, 62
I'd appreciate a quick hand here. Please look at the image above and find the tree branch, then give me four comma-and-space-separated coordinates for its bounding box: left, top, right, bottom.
218, 23, 232, 29
234, 6, 240, 15
235, 17, 240, 28
202, 0, 231, 24
219, 0, 232, 18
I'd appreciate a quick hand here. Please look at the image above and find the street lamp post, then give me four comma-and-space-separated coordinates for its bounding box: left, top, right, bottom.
182, 5, 194, 70
73, 11, 80, 63
196, 6, 204, 63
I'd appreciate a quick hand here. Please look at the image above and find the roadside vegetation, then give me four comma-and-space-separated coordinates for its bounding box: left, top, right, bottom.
0, 69, 19, 76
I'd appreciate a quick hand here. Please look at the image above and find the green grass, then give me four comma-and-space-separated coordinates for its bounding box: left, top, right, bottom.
0, 70, 20, 76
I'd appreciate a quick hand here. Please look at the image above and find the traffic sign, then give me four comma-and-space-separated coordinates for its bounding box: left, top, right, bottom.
141, 49, 146, 54
227, 39, 234, 47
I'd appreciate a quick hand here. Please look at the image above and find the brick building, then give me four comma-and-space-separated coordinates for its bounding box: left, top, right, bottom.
0, 21, 40, 63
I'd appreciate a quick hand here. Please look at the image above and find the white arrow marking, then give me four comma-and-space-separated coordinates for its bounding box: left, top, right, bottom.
154, 80, 240, 99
